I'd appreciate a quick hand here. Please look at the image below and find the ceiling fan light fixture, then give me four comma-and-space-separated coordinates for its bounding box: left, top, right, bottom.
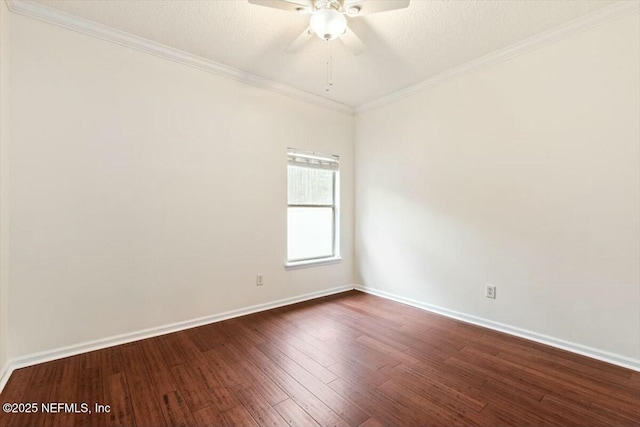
309, 8, 347, 41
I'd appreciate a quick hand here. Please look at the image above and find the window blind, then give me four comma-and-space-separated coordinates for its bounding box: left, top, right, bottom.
287, 149, 339, 171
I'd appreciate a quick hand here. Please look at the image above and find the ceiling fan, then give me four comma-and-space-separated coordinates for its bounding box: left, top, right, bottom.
248, 0, 410, 55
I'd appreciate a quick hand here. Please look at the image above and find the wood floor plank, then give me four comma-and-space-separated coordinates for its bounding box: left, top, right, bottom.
201, 347, 245, 388
356, 334, 420, 366
41, 363, 67, 427
478, 401, 564, 427
185, 324, 226, 353
191, 406, 226, 427
273, 399, 321, 427
245, 313, 338, 367
3, 290, 639, 427
120, 344, 168, 427
156, 332, 208, 368
138, 340, 178, 396
275, 311, 339, 342
138, 339, 167, 372
159, 391, 196, 427
255, 337, 338, 384
100, 347, 124, 377
103, 373, 135, 427
448, 351, 556, 395
49, 358, 82, 427
261, 319, 374, 373
390, 363, 487, 416
14, 383, 56, 427
232, 382, 288, 427
214, 342, 289, 406
251, 332, 338, 384
170, 364, 212, 413
540, 394, 629, 427
76, 367, 106, 427
327, 360, 394, 388
403, 360, 487, 395
29, 360, 61, 390
216, 318, 266, 346
120, 344, 149, 380
359, 417, 385, 427
324, 336, 395, 371
336, 297, 413, 325
232, 335, 350, 427
318, 309, 429, 359
256, 340, 369, 426
327, 377, 416, 427
475, 382, 578, 426
377, 380, 470, 427
191, 363, 241, 412
495, 347, 639, 398
125, 381, 168, 427
0, 367, 35, 426
464, 346, 640, 414
220, 405, 259, 427
78, 350, 103, 371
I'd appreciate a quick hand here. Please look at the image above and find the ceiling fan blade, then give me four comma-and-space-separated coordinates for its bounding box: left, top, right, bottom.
343, 0, 410, 16
285, 27, 314, 53
248, 0, 313, 13
340, 27, 366, 55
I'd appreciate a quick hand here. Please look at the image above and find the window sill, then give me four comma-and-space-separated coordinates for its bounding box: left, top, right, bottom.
285, 257, 342, 270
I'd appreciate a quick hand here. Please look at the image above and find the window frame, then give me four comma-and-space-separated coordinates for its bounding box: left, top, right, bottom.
285, 149, 341, 269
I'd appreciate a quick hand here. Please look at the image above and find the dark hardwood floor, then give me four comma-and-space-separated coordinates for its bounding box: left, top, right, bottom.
1, 290, 639, 426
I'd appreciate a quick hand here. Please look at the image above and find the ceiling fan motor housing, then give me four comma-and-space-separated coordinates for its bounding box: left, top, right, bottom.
310, 7, 347, 40
248, 0, 410, 55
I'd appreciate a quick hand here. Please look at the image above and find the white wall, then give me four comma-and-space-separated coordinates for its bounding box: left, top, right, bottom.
356, 12, 640, 361
4, 2, 638, 369
0, 0, 9, 371
8, 13, 354, 358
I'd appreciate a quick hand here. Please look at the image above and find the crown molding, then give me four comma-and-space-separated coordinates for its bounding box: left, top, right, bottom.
5, 0, 638, 116
4, 0, 355, 116
357, 1, 640, 113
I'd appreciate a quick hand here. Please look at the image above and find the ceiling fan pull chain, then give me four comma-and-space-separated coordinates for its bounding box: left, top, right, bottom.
329, 40, 333, 87
325, 41, 330, 92
325, 40, 333, 92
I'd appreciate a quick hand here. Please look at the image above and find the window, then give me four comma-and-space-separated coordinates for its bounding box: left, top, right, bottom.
287, 149, 340, 267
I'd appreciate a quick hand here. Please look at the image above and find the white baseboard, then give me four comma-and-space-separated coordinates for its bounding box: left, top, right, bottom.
0, 361, 10, 393
355, 285, 640, 372
4, 283, 635, 395
0, 285, 355, 393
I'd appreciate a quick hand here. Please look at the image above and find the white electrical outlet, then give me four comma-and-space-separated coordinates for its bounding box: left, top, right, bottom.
256, 275, 263, 286
486, 284, 496, 299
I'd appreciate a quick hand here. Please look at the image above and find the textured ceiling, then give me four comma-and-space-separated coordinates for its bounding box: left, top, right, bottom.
31, 0, 616, 107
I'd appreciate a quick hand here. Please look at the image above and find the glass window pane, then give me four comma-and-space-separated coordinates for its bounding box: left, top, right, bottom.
287, 207, 333, 261
288, 166, 334, 205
